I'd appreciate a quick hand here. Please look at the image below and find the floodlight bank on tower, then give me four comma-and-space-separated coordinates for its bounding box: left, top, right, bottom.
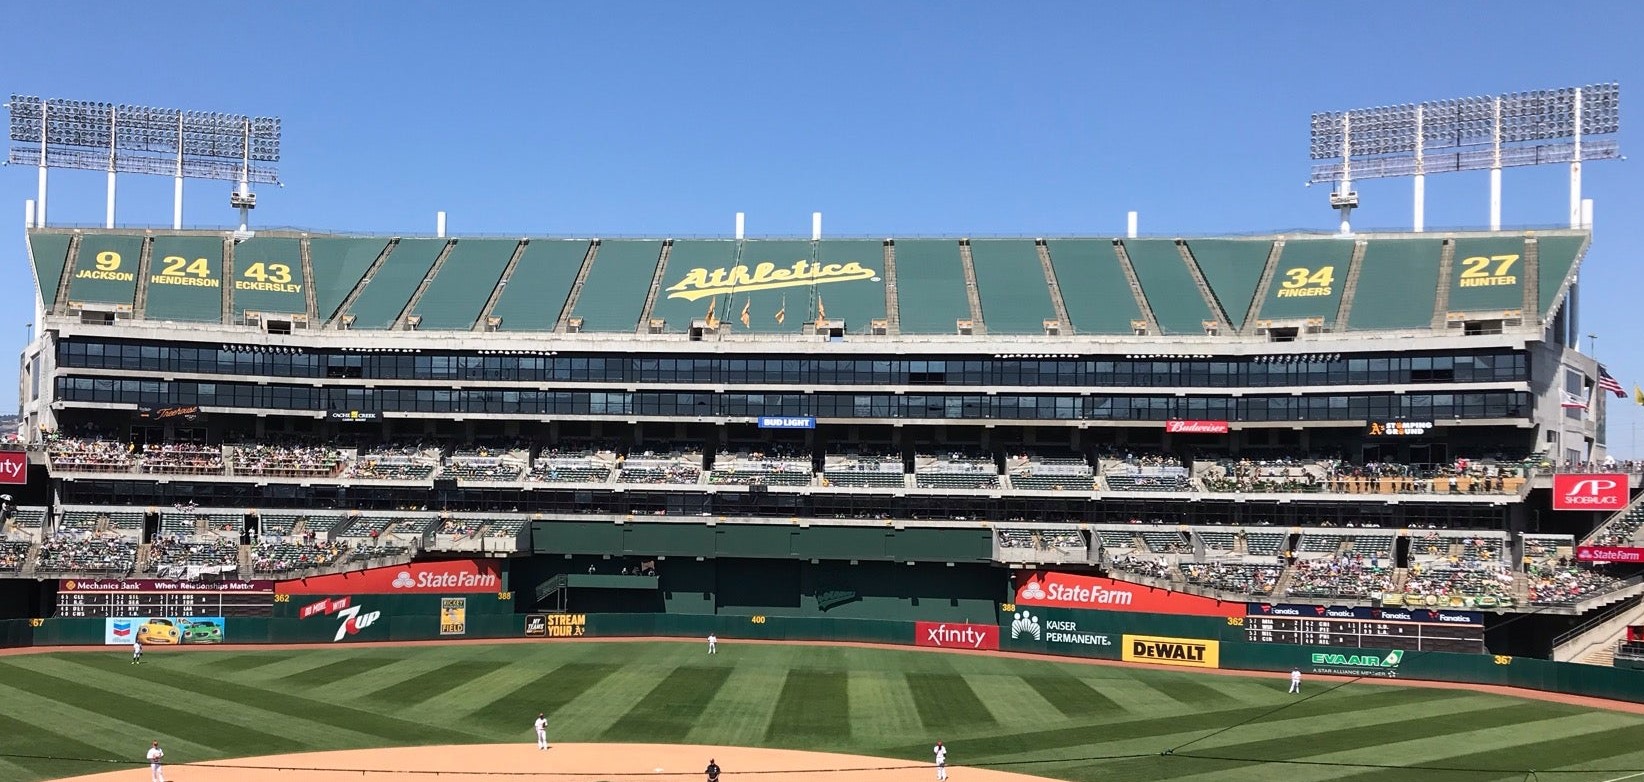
5, 95, 282, 232
1308, 84, 1620, 233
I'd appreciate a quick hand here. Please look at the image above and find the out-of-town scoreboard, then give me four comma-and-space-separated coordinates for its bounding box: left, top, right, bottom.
55, 579, 276, 618
1239, 604, 1485, 653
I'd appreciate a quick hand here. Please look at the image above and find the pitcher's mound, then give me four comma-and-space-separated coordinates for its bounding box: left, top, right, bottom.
49, 742, 1060, 782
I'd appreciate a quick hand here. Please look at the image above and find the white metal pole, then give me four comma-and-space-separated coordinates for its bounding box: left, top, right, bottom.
735, 212, 745, 241
36, 101, 46, 228
1413, 105, 1425, 233
173, 112, 185, 230
1570, 87, 1584, 230
1582, 198, 1594, 230
105, 106, 117, 229
1126, 211, 1138, 238
237, 119, 252, 235
1490, 97, 1502, 231
436, 211, 447, 238
1338, 112, 1353, 235
25, 199, 35, 230
811, 212, 822, 242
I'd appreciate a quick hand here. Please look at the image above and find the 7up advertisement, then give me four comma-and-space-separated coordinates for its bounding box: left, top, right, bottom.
1309, 649, 1405, 678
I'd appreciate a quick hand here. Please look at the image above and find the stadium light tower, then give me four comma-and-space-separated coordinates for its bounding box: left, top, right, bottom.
1309, 84, 1620, 233
5, 96, 281, 234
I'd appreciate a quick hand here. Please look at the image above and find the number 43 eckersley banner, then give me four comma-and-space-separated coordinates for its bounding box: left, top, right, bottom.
1014, 571, 1242, 618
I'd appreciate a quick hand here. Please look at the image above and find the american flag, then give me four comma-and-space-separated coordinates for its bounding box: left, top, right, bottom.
1599, 364, 1625, 398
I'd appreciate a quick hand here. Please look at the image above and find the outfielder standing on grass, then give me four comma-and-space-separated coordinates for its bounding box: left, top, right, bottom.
534, 712, 548, 750
934, 741, 947, 781
131, 640, 142, 665
1289, 667, 1302, 694
146, 740, 164, 782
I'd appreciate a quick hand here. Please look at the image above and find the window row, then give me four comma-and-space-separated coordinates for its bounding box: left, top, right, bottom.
56, 377, 1531, 422
55, 340, 1529, 388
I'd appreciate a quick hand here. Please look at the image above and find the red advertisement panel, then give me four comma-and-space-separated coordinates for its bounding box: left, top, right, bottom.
1165, 420, 1230, 435
1577, 546, 1644, 563
0, 451, 27, 484
277, 559, 502, 595
1552, 474, 1629, 511
914, 621, 1000, 651
1015, 571, 1242, 617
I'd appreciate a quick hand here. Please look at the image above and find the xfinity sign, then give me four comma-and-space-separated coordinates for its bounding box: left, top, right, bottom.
0, 451, 26, 485
915, 621, 999, 651
1553, 474, 1628, 511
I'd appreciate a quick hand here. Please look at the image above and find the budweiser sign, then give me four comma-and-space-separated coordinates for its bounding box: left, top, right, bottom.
1577, 546, 1644, 563
1165, 420, 1229, 434
1015, 571, 1241, 617
1552, 474, 1629, 511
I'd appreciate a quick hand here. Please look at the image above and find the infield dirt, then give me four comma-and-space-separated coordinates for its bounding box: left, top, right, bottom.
48, 743, 1042, 782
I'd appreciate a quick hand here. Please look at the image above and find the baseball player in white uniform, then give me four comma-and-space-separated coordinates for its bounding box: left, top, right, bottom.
934, 741, 947, 780
1289, 668, 1302, 694
534, 712, 548, 749
146, 741, 165, 782
707, 633, 717, 654
132, 640, 142, 665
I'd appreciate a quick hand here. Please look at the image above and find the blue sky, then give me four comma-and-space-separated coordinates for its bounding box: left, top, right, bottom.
4, 2, 1643, 451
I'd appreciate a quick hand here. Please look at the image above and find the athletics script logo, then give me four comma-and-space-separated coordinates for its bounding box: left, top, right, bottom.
664, 260, 879, 302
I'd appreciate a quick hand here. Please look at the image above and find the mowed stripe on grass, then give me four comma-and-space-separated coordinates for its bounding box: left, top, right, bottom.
603, 666, 733, 742
766, 670, 849, 743
370, 660, 513, 707
905, 672, 997, 730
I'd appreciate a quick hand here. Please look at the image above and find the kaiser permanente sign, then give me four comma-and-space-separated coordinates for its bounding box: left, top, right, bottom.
1015, 571, 1242, 618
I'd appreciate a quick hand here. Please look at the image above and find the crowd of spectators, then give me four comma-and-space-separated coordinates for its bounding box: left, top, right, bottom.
35, 535, 137, 573
1106, 552, 1174, 580
140, 442, 224, 474
1286, 554, 1393, 598
1401, 562, 1514, 605
616, 451, 703, 484
0, 540, 30, 572
46, 437, 134, 471
233, 443, 345, 477
251, 540, 349, 574
144, 537, 240, 574
1591, 510, 1644, 547
1180, 562, 1281, 595
1203, 458, 1321, 493
1321, 459, 1522, 495
1526, 560, 1621, 605
998, 528, 1085, 551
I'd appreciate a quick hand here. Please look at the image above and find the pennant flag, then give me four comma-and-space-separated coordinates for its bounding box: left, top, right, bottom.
1599, 364, 1625, 397
739, 298, 751, 328
705, 298, 719, 329
1634, 384, 1644, 407
1561, 390, 1589, 410
817, 294, 827, 321
775, 297, 786, 325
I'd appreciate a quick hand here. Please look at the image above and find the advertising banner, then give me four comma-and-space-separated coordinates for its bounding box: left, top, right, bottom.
104, 616, 225, 645
1578, 546, 1644, 563
1122, 634, 1220, 668
1246, 602, 1483, 625
1004, 609, 1115, 651
63, 578, 273, 593
1553, 474, 1629, 511
439, 598, 468, 636
758, 416, 816, 430
1165, 419, 1229, 435
0, 451, 26, 485
277, 559, 502, 595
539, 613, 589, 638
915, 621, 999, 650
1015, 571, 1242, 618
1307, 648, 1405, 678
524, 614, 548, 637
296, 596, 384, 642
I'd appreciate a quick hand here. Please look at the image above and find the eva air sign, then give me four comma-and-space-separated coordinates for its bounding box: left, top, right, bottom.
1309, 649, 1404, 677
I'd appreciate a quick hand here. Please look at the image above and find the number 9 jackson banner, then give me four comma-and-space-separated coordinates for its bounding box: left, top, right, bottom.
1014, 571, 1243, 618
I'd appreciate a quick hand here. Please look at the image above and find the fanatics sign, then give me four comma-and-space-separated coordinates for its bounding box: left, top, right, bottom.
277, 560, 502, 595
1014, 572, 1242, 617
1552, 474, 1629, 511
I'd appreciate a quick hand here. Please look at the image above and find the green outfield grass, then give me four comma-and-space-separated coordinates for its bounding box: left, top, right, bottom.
4, 642, 1644, 782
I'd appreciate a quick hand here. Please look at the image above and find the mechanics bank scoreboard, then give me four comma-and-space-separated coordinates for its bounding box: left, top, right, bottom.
1241, 604, 1485, 653
56, 578, 276, 618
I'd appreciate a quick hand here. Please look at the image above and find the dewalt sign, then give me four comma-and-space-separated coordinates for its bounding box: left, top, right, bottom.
1121, 634, 1220, 669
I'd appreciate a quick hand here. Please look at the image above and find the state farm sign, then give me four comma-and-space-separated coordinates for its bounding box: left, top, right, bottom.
1165, 420, 1229, 435
1577, 546, 1644, 563
915, 621, 999, 650
277, 559, 502, 595
1015, 571, 1241, 617
0, 451, 27, 485
1553, 474, 1629, 511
